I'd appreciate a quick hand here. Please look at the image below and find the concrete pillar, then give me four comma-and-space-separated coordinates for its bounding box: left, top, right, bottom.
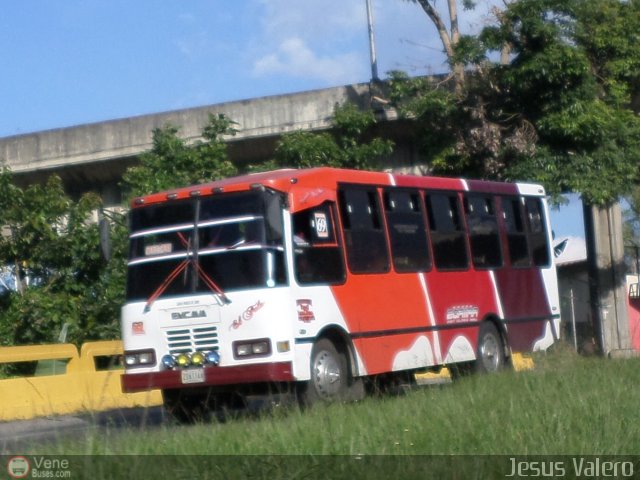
583, 202, 632, 356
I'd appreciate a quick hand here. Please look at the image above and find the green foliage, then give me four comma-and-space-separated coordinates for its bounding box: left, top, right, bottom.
451, 34, 486, 66
0, 112, 242, 347
389, 71, 464, 172
572, 0, 640, 109
121, 113, 238, 198
393, 0, 640, 205
0, 168, 123, 346
253, 103, 394, 172
273, 131, 344, 169
495, 0, 640, 204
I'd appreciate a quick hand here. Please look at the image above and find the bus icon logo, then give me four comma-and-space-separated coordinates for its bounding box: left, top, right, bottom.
7, 456, 30, 478
297, 299, 316, 322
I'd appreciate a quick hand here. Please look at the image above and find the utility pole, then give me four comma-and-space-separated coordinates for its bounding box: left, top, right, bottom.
583, 202, 632, 357
365, 0, 379, 82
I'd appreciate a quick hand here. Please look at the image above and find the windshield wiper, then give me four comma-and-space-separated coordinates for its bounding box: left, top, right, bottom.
144, 259, 190, 313
143, 257, 231, 312
143, 231, 231, 312
194, 262, 231, 305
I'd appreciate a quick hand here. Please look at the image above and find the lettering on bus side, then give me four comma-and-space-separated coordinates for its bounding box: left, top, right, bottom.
445, 305, 479, 324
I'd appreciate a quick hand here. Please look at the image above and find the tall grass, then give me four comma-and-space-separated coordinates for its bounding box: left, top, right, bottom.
43, 348, 640, 456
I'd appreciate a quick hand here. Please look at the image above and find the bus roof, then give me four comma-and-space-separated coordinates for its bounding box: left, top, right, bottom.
131, 167, 545, 208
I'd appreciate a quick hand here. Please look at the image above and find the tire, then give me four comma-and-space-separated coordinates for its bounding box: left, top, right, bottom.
298, 338, 349, 406
475, 322, 506, 373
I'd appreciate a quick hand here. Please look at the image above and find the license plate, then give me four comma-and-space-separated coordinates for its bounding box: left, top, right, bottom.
181, 368, 205, 384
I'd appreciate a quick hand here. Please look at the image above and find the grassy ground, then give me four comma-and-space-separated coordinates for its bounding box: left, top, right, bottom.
19, 347, 640, 478
53, 346, 640, 455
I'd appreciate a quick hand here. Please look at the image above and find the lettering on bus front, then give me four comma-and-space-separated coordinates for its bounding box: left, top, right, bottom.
171, 310, 207, 320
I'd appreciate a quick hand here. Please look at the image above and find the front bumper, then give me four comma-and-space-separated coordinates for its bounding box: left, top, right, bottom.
121, 361, 294, 393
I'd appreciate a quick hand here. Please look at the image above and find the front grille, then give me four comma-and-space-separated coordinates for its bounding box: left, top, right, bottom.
165, 326, 219, 354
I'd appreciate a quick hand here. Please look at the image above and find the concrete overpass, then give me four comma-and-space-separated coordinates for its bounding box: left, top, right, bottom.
0, 82, 419, 205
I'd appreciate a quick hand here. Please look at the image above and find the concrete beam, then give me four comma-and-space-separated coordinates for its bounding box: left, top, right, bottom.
0, 82, 373, 183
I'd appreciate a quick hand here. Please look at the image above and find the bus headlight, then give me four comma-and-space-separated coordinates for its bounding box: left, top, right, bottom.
252, 341, 270, 355
124, 349, 156, 368
233, 339, 271, 359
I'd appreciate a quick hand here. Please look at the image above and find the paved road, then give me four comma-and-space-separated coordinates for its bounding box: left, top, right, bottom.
0, 379, 451, 454
0, 395, 290, 454
0, 407, 166, 454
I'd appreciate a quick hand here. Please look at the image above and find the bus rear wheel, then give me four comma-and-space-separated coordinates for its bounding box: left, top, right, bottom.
298, 338, 349, 406
475, 322, 505, 373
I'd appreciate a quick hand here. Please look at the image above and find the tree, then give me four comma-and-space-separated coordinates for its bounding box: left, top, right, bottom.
393, 0, 640, 205
405, 0, 479, 91
488, 0, 640, 204
121, 113, 238, 198
0, 170, 123, 346
253, 103, 394, 172
0, 112, 242, 348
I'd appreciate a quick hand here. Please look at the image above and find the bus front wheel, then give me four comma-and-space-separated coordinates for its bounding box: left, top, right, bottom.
298, 338, 349, 406
475, 322, 505, 373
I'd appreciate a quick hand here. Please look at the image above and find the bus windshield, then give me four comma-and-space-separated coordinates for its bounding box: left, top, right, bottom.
126, 190, 286, 302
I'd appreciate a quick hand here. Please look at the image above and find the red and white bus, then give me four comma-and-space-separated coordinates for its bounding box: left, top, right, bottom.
121, 167, 559, 414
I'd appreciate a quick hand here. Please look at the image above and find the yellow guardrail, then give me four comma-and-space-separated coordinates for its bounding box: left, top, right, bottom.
415, 352, 534, 383
0, 342, 533, 422
511, 352, 535, 371
0, 340, 162, 421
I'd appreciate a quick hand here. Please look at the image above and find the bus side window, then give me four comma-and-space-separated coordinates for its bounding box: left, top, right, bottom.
425, 192, 469, 270
464, 195, 502, 269
501, 197, 531, 267
292, 202, 345, 285
383, 189, 431, 272
525, 198, 551, 267
338, 188, 390, 274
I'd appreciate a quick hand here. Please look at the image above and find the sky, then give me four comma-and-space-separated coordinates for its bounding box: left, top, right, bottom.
549, 194, 585, 240
0, 0, 502, 137
0, 0, 586, 237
